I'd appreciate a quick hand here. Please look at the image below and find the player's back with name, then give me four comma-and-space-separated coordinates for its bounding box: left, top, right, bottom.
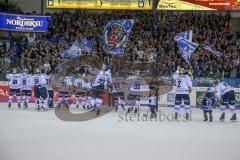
6, 73, 22, 89
174, 75, 192, 94
21, 73, 32, 91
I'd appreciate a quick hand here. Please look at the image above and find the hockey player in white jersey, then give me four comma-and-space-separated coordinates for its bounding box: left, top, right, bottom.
73, 74, 88, 109
6, 68, 22, 108
213, 80, 237, 121
45, 72, 54, 108
92, 64, 112, 116
31, 69, 43, 110
173, 66, 192, 120
21, 69, 33, 108
39, 70, 49, 110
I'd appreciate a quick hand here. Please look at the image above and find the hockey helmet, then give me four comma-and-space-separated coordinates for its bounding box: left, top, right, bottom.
179, 68, 185, 75
12, 68, 17, 74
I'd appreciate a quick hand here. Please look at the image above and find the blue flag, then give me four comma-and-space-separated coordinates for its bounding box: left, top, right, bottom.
174, 30, 193, 42
203, 45, 221, 58
81, 36, 95, 54
63, 40, 83, 59
177, 39, 199, 63
102, 19, 134, 56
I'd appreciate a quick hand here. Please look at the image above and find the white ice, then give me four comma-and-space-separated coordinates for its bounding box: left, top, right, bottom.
0, 102, 240, 160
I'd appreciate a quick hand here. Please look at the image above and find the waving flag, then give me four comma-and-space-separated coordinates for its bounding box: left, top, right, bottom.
174, 30, 193, 42
63, 40, 83, 59
177, 38, 199, 63
81, 36, 95, 54
102, 19, 134, 56
203, 45, 221, 58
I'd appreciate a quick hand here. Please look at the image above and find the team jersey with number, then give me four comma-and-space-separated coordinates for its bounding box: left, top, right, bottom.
6, 74, 22, 89
21, 73, 32, 90
173, 70, 192, 94
31, 74, 42, 87
45, 75, 53, 91
74, 78, 88, 92
59, 77, 72, 92
39, 74, 48, 88
92, 69, 112, 88
112, 77, 123, 93
215, 82, 233, 99
149, 96, 156, 105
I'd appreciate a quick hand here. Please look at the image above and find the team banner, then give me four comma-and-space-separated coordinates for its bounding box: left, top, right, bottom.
102, 19, 134, 56
175, 30, 199, 63
47, 0, 153, 10
174, 30, 193, 42
63, 40, 83, 59
203, 45, 221, 58
81, 36, 95, 54
0, 13, 51, 32
157, 0, 240, 10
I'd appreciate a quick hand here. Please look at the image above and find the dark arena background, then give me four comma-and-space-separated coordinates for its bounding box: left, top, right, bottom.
0, 1, 240, 160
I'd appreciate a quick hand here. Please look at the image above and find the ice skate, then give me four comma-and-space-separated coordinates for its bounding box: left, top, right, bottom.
203, 111, 208, 121
174, 112, 178, 121
230, 113, 237, 122
8, 102, 11, 108
209, 112, 213, 122
220, 113, 225, 122
24, 102, 28, 109
96, 108, 100, 116
18, 102, 21, 108
186, 113, 190, 121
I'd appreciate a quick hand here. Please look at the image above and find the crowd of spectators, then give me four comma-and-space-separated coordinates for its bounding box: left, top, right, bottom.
0, 10, 240, 79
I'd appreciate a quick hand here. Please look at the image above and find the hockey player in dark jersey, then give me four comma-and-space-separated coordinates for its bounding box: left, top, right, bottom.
201, 87, 216, 122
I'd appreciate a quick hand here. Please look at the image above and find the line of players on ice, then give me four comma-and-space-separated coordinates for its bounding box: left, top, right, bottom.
6, 65, 237, 121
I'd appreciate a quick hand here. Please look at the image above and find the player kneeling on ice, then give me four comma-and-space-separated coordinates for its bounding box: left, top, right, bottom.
6, 68, 22, 108
173, 66, 192, 121
213, 80, 237, 122
92, 64, 112, 116
201, 87, 215, 122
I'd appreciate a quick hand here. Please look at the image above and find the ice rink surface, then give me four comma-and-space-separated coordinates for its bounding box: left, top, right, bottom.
0, 102, 240, 160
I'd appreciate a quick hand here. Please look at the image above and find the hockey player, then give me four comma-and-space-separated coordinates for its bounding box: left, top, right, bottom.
21, 69, 33, 108
92, 64, 112, 116
46, 72, 54, 108
173, 66, 193, 120
201, 87, 215, 122
112, 77, 125, 111
58, 76, 73, 109
38, 69, 49, 110
73, 74, 87, 109
213, 80, 237, 122
6, 68, 22, 108
31, 69, 42, 110
149, 90, 157, 118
